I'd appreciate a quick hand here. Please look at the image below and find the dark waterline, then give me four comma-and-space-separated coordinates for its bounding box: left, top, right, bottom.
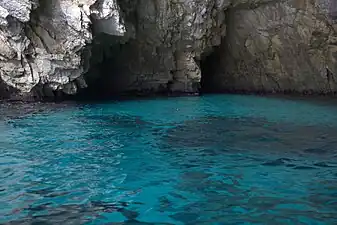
1, 94, 337, 224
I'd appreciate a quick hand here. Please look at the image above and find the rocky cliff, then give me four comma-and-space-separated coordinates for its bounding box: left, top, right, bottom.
0, 0, 336, 100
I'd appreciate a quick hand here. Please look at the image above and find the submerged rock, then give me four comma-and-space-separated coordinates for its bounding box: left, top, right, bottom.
161, 115, 337, 154
0, 0, 336, 100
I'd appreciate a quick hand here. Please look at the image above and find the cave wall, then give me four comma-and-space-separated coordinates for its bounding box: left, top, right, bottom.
212, 0, 337, 94
0, 0, 125, 100
84, 0, 229, 95
0, 0, 336, 100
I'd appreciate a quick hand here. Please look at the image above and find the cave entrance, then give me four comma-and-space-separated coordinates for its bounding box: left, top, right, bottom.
76, 35, 129, 100
199, 44, 224, 94
76, 35, 227, 99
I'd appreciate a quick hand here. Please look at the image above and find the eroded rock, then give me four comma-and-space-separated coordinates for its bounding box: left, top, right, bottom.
0, 0, 336, 100
211, 0, 337, 94
0, 0, 125, 100
90, 0, 229, 94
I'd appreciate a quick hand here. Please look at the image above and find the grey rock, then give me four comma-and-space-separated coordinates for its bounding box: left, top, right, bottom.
0, 0, 35, 22
85, 0, 229, 94
0, 0, 336, 100
91, 0, 126, 36
0, 0, 124, 100
212, 0, 337, 94
82, 0, 337, 95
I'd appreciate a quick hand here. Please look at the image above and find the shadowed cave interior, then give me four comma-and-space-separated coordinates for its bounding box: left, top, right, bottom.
76, 38, 225, 100
199, 44, 225, 94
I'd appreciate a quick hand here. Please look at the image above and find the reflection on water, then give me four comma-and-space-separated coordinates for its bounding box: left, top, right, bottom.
1, 95, 337, 224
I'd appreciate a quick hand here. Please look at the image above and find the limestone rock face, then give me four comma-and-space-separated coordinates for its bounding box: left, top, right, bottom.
0, 0, 125, 100
0, 0, 336, 100
212, 0, 337, 94
85, 0, 230, 94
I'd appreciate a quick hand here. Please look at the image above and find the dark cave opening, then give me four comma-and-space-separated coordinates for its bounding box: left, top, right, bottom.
0, 79, 16, 100
74, 33, 228, 100
199, 44, 224, 94
76, 44, 227, 100
75, 35, 131, 100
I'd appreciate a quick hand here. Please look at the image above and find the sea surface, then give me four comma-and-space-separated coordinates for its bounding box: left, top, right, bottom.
1, 94, 337, 225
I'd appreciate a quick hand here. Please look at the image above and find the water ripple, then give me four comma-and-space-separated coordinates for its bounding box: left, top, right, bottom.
1, 95, 337, 224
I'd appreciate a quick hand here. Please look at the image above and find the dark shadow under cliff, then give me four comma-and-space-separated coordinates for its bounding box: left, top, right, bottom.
199, 43, 226, 94
75, 35, 131, 100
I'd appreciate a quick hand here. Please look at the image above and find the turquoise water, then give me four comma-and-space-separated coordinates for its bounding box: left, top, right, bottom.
1, 94, 337, 224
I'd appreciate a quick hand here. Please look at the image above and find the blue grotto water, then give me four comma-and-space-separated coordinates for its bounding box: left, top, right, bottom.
1, 94, 337, 225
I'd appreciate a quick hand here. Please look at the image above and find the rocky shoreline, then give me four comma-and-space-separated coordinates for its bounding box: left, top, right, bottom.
0, 0, 337, 101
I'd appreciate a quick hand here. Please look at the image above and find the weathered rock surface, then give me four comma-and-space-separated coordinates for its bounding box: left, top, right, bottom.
0, 0, 125, 100
84, 0, 229, 95
211, 0, 337, 94
0, 0, 336, 100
